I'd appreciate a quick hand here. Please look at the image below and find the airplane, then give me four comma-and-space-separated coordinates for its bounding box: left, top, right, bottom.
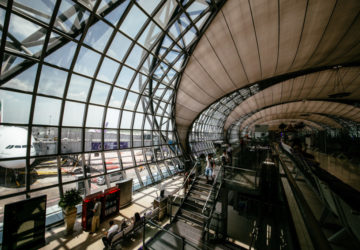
0, 126, 36, 169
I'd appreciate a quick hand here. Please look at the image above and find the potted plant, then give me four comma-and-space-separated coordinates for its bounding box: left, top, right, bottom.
58, 189, 82, 234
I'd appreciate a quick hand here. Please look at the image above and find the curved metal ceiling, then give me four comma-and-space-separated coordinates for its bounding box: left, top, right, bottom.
240, 101, 360, 131
176, 0, 360, 148
245, 114, 342, 131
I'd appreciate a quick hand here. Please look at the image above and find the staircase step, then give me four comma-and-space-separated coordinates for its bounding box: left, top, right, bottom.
187, 195, 214, 205
181, 207, 208, 220
189, 189, 210, 197
193, 183, 212, 191
178, 213, 205, 226
182, 202, 204, 214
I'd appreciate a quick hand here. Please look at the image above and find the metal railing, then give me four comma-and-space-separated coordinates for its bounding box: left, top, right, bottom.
202, 166, 223, 240
202, 165, 223, 214
274, 144, 332, 250
169, 161, 198, 223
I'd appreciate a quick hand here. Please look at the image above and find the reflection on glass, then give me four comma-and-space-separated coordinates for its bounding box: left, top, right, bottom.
149, 163, 162, 181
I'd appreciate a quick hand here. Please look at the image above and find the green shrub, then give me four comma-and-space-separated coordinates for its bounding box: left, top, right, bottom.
58, 189, 82, 209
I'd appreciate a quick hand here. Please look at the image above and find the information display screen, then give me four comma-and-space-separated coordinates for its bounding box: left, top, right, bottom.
2, 195, 47, 250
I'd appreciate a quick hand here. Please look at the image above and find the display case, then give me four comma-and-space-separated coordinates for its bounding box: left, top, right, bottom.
81, 191, 103, 231
116, 178, 133, 208
102, 187, 120, 218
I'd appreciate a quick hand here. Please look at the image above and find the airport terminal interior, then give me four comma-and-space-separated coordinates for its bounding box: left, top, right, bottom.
0, 0, 360, 249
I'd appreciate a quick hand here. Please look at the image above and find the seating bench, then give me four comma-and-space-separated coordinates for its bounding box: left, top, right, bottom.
108, 208, 159, 248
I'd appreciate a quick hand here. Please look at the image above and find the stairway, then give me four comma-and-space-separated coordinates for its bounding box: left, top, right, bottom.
176, 175, 216, 229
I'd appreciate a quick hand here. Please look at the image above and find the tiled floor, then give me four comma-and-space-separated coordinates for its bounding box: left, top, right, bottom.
40, 175, 184, 250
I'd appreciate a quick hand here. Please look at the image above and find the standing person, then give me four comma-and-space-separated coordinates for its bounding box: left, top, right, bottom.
102, 220, 119, 247
221, 149, 229, 166
91, 198, 102, 233
205, 154, 214, 184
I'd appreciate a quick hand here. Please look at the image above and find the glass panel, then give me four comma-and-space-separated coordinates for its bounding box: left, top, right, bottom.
85, 129, 101, 152
107, 32, 132, 62
8, 13, 44, 55
0, 90, 32, 124
120, 5, 148, 39
104, 0, 130, 25
32, 126, 58, 155
137, 0, 161, 16
104, 129, 118, 150
133, 149, 145, 165
14, 0, 55, 24
104, 151, 121, 172
62, 101, 85, 127
154, 0, 177, 29
149, 163, 161, 181
67, 74, 91, 101
120, 111, 133, 129
116, 66, 135, 88
86, 105, 104, 128
30, 156, 58, 190
46, 40, 77, 69
84, 20, 113, 52
120, 130, 131, 149
120, 150, 134, 169
74, 47, 101, 76
133, 113, 144, 129
2, 64, 36, 92
158, 162, 169, 178
124, 168, 140, 191
33, 96, 61, 126
105, 108, 120, 128
109, 87, 125, 108
144, 131, 152, 146
97, 57, 119, 83
38, 65, 67, 97
124, 92, 139, 110
125, 44, 147, 69
55, 0, 90, 35
166, 159, 177, 174
90, 81, 110, 105
61, 128, 82, 153
133, 130, 142, 147
139, 165, 152, 186
138, 21, 162, 50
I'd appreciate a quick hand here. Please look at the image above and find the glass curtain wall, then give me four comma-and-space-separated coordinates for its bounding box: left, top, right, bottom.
0, 0, 222, 224
189, 85, 259, 157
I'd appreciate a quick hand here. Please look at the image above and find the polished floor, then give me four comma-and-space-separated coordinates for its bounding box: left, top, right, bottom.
40, 175, 184, 250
